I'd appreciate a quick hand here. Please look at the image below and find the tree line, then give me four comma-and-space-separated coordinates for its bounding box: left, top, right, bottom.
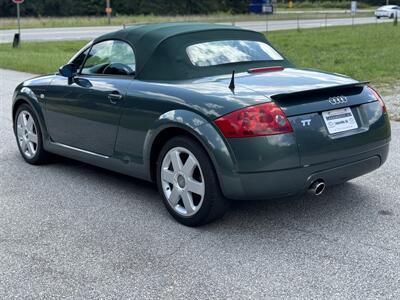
0, 0, 248, 17
1, 0, 399, 18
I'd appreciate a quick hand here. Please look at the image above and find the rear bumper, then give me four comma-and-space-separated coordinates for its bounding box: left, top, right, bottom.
221, 141, 389, 200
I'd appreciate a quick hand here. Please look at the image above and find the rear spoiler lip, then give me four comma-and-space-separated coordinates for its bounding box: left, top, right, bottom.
271, 81, 370, 100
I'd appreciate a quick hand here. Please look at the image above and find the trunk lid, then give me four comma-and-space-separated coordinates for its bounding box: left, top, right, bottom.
234, 67, 358, 100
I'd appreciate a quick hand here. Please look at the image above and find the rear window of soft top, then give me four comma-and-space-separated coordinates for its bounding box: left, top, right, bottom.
186, 40, 284, 67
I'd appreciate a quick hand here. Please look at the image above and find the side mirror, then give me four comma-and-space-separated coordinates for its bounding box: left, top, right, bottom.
59, 63, 77, 78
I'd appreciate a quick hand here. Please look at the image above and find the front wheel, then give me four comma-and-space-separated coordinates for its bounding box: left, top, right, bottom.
156, 136, 229, 226
14, 104, 49, 164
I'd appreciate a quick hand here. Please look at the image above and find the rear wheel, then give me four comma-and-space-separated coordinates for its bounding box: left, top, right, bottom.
156, 136, 229, 226
14, 104, 49, 164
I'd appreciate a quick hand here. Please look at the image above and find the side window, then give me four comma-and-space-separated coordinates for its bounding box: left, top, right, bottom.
81, 40, 136, 76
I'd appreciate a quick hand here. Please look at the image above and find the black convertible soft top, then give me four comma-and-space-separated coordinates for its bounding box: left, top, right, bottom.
94, 23, 291, 81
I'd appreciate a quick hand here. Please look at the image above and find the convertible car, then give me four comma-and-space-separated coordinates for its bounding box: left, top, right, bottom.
12, 23, 391, 226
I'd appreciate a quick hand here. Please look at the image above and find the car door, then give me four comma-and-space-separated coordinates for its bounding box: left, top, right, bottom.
45, 40, 136, 157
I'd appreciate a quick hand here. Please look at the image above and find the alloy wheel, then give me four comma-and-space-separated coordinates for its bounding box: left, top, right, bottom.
161, 147, 205, 216
16, 110, 38, 159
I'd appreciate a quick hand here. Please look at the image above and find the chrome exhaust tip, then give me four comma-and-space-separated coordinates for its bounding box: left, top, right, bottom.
308, 180, 326, 196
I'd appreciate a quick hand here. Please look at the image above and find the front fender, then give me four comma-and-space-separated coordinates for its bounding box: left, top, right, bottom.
12, 75, 55, 146
12, 86, 50, 145
143, 109, 245, 199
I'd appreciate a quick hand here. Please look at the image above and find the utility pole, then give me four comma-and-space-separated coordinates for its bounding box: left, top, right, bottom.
106, 0, 111, 25
12, 0, 24, 48
17, 2, 21, 36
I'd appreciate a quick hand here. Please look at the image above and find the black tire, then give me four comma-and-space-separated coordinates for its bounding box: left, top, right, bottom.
390, 14, 394, 19
14, 103, 50, 165
156, 135, 230, 226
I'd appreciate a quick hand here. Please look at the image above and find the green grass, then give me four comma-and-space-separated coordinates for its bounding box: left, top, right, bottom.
0, 40, 88, 74
0, 23, 399, 89
268, 23, 400, 90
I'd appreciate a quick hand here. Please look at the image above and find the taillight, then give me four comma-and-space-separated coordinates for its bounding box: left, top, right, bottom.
367, 86, 387, 113
215, 102, 293, 138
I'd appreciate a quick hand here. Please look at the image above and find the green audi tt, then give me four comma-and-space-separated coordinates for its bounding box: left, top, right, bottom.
12, 23, 391, 226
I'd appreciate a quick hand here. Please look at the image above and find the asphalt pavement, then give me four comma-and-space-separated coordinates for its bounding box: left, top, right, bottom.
0, 17, 392, 44
0, 69, 399, 299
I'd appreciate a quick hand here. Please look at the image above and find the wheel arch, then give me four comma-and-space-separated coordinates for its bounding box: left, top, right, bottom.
149, 126, 198, 181
12, 91, 49, 145
144, 109, 242, 199
12, 98, 30, 123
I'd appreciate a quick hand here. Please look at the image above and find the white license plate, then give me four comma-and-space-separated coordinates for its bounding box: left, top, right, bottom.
322, 107, 358, 134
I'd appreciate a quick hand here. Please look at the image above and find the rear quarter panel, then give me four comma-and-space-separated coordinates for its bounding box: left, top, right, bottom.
114, 78, 268, 166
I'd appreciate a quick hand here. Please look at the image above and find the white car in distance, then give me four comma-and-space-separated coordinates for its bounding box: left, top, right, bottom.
375, 5, 400, 19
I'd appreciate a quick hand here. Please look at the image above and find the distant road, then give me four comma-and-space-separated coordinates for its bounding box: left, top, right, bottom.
0, 26, 119, 43
274, 9, 374, 14
233, 16, 390, 32
0, 17, 391, 43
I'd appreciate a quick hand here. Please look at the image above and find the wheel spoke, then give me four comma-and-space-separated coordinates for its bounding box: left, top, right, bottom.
181, 192, 195, 214
22, 112, 28, 127
27, 142, 35, 156
20, 139, 27, 151
17, 114, 25, 129
26, 117, 34, 131
170, 150, 182, 172
17, 126, 24, 138
182, 155, 197, 176
187, 178, 205, 197
23, 142, 29, 154
28, 132, 38, 144
169, 188, 181, 206
161, 169, 175, 184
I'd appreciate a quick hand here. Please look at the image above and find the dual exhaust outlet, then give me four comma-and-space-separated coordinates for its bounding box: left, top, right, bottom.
308, 180, 326, 196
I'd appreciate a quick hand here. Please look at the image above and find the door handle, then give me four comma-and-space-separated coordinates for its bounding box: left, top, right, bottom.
108, 92, 123, 104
